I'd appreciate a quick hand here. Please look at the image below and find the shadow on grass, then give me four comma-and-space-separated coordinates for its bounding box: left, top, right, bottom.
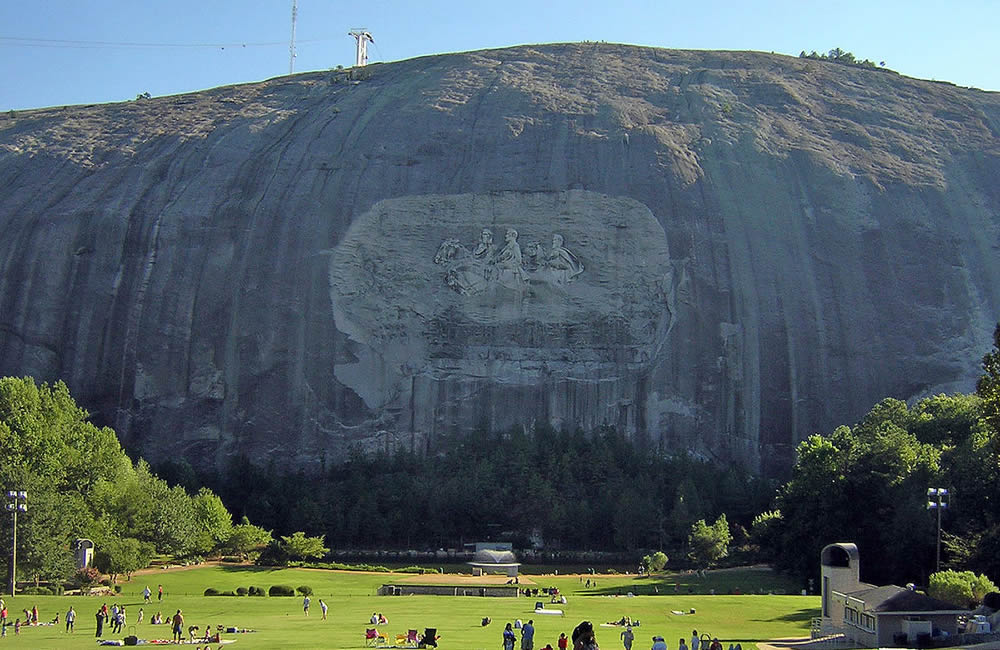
751, 608, 819, 623
217, 565, 285, 573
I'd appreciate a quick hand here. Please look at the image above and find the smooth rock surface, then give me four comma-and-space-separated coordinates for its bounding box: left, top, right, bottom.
1, 43, 999, 474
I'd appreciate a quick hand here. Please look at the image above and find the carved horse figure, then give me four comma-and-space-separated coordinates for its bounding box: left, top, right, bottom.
434, 238, 490, 295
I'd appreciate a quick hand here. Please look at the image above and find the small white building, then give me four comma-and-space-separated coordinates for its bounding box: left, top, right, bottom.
820, 543, 965, 647
73, 539, 94, 570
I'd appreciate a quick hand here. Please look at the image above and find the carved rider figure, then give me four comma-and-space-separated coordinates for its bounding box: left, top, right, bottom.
494, 227, 527, 289
546, 233, 584, 284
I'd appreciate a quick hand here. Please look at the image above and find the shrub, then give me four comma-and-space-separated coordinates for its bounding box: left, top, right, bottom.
221, 590, 236, 596
113, 585, 122, 594
248, 586, 266, 596
73, 567, 102, 591
204, 588, 221, 596
929, 570, 998, 608
297, 585, 313, 596
236, 587, 249, 596
21, 586, 52, 595
268, 584, 295, 597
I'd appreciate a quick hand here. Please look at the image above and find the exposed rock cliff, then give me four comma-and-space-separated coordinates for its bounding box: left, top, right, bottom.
1, 43, 999, 474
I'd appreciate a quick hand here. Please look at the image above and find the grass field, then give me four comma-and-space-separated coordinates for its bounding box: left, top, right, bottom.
0, 566, 818, 649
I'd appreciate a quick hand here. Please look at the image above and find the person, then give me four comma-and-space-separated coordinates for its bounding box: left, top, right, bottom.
378, 613, 388, 624
14, 619, 19, 635
31, 604, 38, 624
691, 631, 700, 650
651, 636, 667, 650
158, 584, 163, 601
137, 608, 144, 624
0, 601, 7, 628
503, 622, 517, 650
143, 585, 151, 603
572, 621, 599, 650
303, 595, 310, 616
679, 638, 688, 650
319, 599, 328, 620
172, 609, 184, 643
558, 632, 569, 650
522, 619, 535, 650
95, 608, 105, 638
65, 606, 75, 632
710, 639, 723, 650
371, 612, 378, 625
621, 626, 634, 650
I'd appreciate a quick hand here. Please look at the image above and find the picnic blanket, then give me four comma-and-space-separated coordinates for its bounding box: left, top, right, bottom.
102, 639, 237, 646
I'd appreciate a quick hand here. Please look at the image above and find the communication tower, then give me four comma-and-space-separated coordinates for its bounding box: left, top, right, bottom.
348, 29, 374, 67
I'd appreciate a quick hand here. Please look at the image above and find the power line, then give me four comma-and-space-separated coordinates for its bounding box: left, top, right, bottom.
0, 35, 333, 50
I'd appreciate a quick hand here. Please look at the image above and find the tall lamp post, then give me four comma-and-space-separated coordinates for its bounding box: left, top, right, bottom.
6, 490, 27, 596
927, 487, 950, 574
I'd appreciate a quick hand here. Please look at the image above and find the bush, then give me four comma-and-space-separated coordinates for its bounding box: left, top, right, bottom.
113, 585, 122, 594
73, 567, 102, 591
929, 570, 998, 608
204, 588, 221, 596
21, 586, 52, 595
236, 587, 249, 596
297, 585, 313, 596
248, 586, 266, 596
268, 584, 295, 597
221, 590, 236, 596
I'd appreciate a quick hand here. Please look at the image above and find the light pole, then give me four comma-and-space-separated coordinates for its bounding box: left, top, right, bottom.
6, 490, 27, 597
927, 487, 950, 574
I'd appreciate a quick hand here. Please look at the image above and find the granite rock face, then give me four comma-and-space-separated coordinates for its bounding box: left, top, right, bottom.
1, 43, 999, 474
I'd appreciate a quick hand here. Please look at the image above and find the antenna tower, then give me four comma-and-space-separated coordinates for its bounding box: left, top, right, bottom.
348, 29, 374, 67
288, 0, 298, 74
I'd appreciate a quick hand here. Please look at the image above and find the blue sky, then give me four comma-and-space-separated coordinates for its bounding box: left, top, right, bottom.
2, 0, 997, 111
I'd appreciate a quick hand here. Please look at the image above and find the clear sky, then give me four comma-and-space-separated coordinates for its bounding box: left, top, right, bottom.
2, 0, 997, 111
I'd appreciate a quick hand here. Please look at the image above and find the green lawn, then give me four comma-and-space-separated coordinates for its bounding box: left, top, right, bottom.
0, 566, 818, 649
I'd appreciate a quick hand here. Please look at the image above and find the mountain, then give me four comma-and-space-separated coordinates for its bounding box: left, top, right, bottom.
2, 43, 999, 475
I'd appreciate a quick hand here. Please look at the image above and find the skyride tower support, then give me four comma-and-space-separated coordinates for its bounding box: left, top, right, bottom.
349, 29, 374, 67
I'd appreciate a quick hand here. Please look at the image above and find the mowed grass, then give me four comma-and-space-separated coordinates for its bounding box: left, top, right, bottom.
0, 566, 818, 650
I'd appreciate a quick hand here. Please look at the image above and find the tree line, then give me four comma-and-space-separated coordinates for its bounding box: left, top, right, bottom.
4, 323, 1000, 592
0, 377, 270, 588
756, 324, 1000, 587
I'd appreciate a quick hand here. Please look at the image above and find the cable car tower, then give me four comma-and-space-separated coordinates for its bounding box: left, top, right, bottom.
288, 0, 298, 74
348, 29, 374, 67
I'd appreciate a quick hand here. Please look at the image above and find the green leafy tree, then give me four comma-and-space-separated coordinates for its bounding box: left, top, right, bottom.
641, 550, 669, 572
192, 487, 234, 553
688, 514, 732, 566
93, 536, 154, 583
977, 323, 1000, 434
280, 531, 329, 561
928, 570, 998, 608
228, 517, 273, 560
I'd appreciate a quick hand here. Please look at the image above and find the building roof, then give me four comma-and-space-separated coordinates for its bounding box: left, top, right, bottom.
844, 585, 966, 613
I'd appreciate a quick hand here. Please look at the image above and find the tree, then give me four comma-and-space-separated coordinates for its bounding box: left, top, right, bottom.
642, 551, 669, 572
280, 531, 329, 561
978, 324, 1000, 435
228, 517, 273, 561
688, 514, 732, 566
928, 570, 998, 608
93, 536, 154, 583
192, 487, 234, 554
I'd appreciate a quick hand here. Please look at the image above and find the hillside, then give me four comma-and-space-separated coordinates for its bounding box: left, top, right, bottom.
1, 43, 999, 474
